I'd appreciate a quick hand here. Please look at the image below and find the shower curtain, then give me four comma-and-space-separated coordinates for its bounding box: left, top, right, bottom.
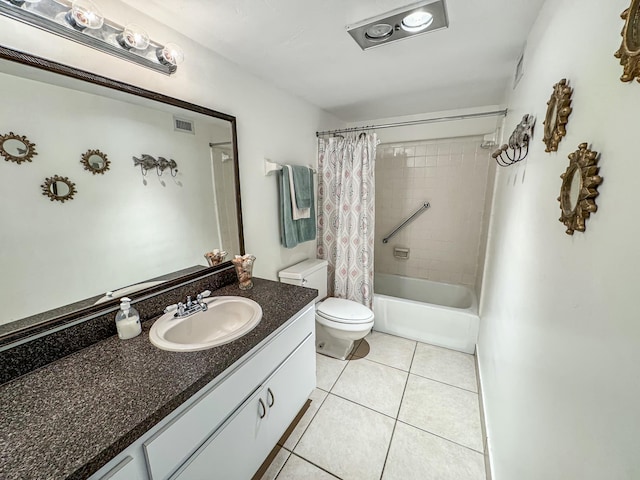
317, 133, 378, 308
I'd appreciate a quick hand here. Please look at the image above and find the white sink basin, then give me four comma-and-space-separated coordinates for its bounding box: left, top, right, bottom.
149, 296, 263, 352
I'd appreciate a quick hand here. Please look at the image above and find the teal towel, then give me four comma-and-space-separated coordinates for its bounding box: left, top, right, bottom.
290, 165, 312, 209
280, 167, 316, 248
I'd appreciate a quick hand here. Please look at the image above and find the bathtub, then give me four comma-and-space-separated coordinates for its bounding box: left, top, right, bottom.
373, 273, 479, 354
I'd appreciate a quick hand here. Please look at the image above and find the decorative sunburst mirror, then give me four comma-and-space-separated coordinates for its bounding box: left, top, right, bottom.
558, 143, 603, 235
0, 132, 37, 164
80, 149, 110, 174
543, 79, 573, 152
615, 0, 640, 82
41, 175, 77, 203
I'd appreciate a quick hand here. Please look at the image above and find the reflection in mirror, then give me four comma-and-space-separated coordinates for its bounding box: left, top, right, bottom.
0, 131, 37, 163
568, 167, 581, 211
41, 175, 77, 203
0, 48, 243, 343
81, 149, 110, 174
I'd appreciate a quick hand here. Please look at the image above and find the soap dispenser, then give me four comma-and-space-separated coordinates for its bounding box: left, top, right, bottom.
115, 297, 141, 340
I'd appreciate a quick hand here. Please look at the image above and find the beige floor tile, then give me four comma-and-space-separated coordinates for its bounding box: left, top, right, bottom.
382, 422, 485, 480
399, 374, 483, 452
353, 331, 416, 371
259, 446, 290, 480
281, 388, 328, 450
276, 454, 338, 479
294, 394, 395, 480
332, 358, 408, 417
411, 343, 478, 392
316, 353, 348, 391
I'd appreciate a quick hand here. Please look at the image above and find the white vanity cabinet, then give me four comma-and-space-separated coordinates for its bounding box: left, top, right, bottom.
173, 334, 315, 480
89, 303, 315, 480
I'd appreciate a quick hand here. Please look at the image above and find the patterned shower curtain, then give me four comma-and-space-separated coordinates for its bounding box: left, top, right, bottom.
317, 133, 378, 308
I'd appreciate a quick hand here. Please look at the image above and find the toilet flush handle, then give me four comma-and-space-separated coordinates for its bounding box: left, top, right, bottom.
302, 278, 308, 285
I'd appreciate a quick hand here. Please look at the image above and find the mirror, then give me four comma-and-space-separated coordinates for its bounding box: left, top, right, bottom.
0, 47, 244, 344
558, 143, 603, 235
616, 1, 640, 82
41, 175, 77, 202
81, 149, 110, 174
0, 131, 37, 163
542, 79, 573, 153
567, 167, 581, 211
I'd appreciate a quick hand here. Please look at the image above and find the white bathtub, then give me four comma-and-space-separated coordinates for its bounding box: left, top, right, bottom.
373, 273, 479, 354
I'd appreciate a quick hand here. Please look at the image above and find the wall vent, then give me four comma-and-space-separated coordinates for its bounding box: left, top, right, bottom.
173, 116, 195, 134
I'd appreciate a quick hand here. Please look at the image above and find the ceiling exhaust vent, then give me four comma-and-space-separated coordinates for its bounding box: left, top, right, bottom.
347, 0, 448, 50
173, 116, 195, 134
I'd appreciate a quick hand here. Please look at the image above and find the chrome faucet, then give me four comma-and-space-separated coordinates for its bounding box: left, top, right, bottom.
165, 290, 211, 318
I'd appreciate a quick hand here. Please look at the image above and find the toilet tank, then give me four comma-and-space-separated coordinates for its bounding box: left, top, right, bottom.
278, 259, 328, 301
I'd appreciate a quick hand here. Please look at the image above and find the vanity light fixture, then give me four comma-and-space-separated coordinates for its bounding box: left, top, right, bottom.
347, 0, 448, 50
0, 0, 183, 74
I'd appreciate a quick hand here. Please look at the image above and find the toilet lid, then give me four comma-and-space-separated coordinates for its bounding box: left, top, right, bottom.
317, 298, 374, 324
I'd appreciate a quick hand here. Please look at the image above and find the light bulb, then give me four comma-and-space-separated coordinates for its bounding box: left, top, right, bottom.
157, 43, 184, 66
117, 24, 150, 50
66, 0, 104, 31
401, 10, 433, 33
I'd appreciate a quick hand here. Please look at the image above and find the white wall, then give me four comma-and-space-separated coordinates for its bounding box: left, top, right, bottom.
478, 0, 640, 478
0, 0, 341, 286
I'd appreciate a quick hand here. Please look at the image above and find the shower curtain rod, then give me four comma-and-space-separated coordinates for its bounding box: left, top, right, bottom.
315, 109, 508, 137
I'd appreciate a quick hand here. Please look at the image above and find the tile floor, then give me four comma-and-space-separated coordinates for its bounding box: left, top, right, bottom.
260, 331, 486, 480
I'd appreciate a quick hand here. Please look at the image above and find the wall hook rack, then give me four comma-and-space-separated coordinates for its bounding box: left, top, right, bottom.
492, 114, 536, 167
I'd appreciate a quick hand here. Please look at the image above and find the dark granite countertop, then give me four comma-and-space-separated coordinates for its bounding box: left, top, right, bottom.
0, 278, 317, 480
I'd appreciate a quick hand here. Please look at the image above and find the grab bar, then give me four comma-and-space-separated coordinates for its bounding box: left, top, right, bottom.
382, 201, 430, 244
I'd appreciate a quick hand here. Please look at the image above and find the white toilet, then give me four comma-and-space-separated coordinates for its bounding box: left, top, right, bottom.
278, 259, 374, 360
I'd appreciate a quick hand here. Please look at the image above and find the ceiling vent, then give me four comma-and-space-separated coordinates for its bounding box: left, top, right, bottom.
347, 0, 448, 50
173, 116, 195, 134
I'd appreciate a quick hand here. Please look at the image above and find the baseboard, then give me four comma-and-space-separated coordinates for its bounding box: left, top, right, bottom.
475, 344, 494, 480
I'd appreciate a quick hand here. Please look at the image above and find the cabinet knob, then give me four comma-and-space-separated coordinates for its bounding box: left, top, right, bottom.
258, 398, 266, 418
267, 388, 275, 408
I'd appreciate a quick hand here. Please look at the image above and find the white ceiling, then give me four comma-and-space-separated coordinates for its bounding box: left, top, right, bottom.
123, 0, 546, 122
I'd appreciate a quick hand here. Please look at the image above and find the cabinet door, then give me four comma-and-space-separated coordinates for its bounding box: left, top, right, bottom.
263, 334, 316, 446
97, 456, 144, 480
172, 387, 270, 480
173, 333, 315, 480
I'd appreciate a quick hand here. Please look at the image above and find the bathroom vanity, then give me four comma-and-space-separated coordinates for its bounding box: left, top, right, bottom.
0, 279, 317, 480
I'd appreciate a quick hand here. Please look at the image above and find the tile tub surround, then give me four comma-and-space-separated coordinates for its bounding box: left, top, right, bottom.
0, 267, 237, 384
375, 137, 492, 289
0, 279, 317, 480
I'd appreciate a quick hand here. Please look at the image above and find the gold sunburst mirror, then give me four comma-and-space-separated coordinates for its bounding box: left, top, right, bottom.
41, 175, 77, 203
615, 0, 640, 82
558, 143, 603, 235
80, 149, 110, 174
0, 131, 37, 164
543, 79, 573, 152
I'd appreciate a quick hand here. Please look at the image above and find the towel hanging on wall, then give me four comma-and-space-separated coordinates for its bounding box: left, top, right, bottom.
287, 165, 310, 220
279, 165, 316, 248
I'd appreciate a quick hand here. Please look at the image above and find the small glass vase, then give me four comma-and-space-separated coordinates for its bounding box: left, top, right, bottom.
232, 255, 255, 290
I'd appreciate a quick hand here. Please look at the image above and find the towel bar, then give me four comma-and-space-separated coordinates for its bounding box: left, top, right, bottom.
264, 158, 317, 176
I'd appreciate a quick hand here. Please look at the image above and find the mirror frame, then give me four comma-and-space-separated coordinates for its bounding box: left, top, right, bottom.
558, 143, 603, 235
615, 0, 640, 83
0, 131, 37, 163
80, 148, 110, 174
0, 45, 245, 346
41, 174, 77, 202
542, 78, 573, 153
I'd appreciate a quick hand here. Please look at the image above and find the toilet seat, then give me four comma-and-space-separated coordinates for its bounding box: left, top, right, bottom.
316, 298, 374, 325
